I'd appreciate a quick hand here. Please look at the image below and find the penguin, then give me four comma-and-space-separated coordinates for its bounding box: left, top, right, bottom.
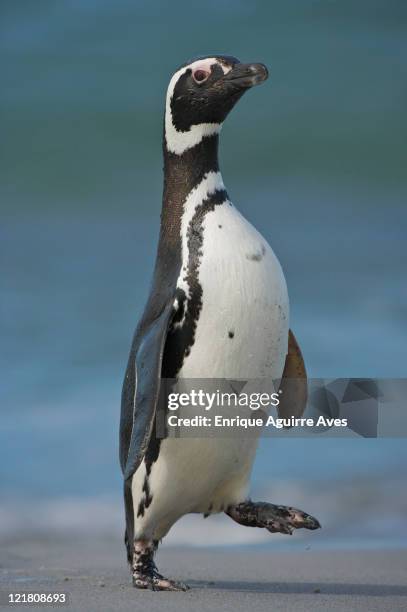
120, 55, 320, 591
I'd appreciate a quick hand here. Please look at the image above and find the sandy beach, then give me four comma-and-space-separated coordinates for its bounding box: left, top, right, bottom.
1, 537, 407, 611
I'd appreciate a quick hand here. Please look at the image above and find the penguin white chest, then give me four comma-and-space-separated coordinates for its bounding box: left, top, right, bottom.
178, 201, 289, 380
131, 202, 289, 540
131, 194, 289, 542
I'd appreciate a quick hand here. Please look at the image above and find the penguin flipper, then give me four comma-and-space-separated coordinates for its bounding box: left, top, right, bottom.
278, 329, 308, 419
120, 300, 174, 481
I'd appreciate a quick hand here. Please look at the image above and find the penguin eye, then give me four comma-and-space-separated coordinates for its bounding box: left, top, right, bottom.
192, 69, 210, 84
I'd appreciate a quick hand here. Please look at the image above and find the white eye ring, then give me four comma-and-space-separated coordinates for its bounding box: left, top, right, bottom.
192, 69, 210, 84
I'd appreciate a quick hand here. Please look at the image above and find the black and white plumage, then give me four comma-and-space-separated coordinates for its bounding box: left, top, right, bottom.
120, 55, 320, 591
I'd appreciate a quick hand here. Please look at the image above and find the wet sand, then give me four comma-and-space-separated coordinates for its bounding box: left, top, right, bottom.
1, 537, 407, 611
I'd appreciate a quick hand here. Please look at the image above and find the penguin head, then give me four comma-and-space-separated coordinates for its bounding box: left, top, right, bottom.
164, 55, 268, 155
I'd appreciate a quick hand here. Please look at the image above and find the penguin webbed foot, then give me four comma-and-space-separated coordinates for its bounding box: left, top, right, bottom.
132, 573, 189, 592
226, 500, 321, 535
132, 540, 189, 592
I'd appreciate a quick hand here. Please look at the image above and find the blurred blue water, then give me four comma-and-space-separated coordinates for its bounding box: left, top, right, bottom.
1, 1, 407, 546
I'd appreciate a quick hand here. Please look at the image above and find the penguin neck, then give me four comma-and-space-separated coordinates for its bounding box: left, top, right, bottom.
160, 133, 223, 245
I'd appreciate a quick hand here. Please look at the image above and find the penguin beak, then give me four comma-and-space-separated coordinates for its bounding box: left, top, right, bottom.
223, 62, 269, 90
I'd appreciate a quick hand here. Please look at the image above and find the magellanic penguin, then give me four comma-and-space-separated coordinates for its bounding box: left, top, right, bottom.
120, 55, 320, 591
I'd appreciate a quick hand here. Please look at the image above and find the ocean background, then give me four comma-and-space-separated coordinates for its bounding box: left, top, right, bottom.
1, 0, 407, 550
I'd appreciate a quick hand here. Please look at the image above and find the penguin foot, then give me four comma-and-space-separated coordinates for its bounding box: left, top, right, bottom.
132, 573, 189, 591
132, 539, 189, 591
226, 501, 321, 535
